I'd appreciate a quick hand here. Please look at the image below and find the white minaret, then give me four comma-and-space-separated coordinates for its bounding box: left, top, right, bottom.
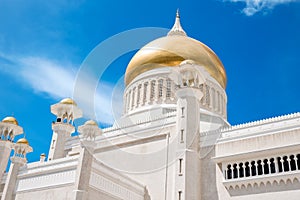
48, 98, 83, 161
0, 117, 23, 181
73, 120, 102, 200
1, 138, 33, 200
174, 66, 204, 200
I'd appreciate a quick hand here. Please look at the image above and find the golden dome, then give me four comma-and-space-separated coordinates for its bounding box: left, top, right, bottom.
84, 120, 98, 126
125, 12, 227, 88
2, 116, 18, 125
16, 138, 29, 145
60, 98, 77, 106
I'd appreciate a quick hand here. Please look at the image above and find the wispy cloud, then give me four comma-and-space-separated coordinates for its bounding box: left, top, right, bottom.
228, 0, 298, 16
0, 54, 123, 125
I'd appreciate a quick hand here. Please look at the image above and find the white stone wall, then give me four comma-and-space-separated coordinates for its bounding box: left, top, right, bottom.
215, 113, 300, 199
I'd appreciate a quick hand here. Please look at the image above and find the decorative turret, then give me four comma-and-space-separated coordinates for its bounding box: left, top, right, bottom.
48, 98, 83, 161
74, 120, 102, 199
0, 116, 23, 181
1, 137, 33, 200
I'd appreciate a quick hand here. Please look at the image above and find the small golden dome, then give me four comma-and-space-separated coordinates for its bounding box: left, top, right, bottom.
2, 116, 18, 125
16, 138, 29, 145
40, 153, 46, 157
125, 12, 227, 88
60, 98, 77, 106
84, 120, 98, 126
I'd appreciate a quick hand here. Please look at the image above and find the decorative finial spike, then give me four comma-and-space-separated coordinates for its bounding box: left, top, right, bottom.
167, 9, 187, 36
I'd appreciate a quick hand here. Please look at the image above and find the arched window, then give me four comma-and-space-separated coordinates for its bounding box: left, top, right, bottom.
227, 164, 232, 179
251, 161, 256, 176
270, 158, 276, 173
150, 80, 156, 101
205, 85, 210, 106
245, 162, 250, 177
263, 159, 269, 174
211, 88, 216, 110
137, 84, 141, 106
239, 163, 244, 178
283, 156, 289, 172
233, 163, 238, 178
257, 160, 263, 175
166, 79, 172, 98
132, 87, 136, 109
290, 155, 297, 171
277, 157, 283, 172
199, 84, 204, 104
217, 91, 220, 112
158, 79, 163, 98
143, 82, 148, 104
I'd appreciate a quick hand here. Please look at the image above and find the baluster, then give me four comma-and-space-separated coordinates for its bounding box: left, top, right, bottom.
274, 158, 279, 173
255, 163, 258, 176
287, 157, 291, 172
280, 157, 284, 172
261, 161, 265, 175
267, 160, 271, 174
295, 155, 299, 170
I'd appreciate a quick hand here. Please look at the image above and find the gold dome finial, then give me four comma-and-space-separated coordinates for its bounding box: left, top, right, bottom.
16, 138, 29, 145
2, 116, 18, 125
168, 9, 187, 36
60, 98, 77, 106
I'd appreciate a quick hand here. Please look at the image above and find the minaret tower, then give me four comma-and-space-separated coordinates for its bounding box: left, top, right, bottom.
171, 11, 204, 199
48, 98, 83, 161
1, 138, 33, 200
0, 117, 23, 181
174, 70, 203, 200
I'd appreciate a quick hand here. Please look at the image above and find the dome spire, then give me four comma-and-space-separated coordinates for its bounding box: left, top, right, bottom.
167, 9, 187, 36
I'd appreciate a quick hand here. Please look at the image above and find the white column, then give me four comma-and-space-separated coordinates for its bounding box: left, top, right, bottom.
267, 160, 271, 174
274, 158, 279, 173
73, 145, 94, 200
287, 157, 291, 171
0, 141, 12, 181
48, 123, 75, 161
1, 157, 26, 200
295, 155, 299, 170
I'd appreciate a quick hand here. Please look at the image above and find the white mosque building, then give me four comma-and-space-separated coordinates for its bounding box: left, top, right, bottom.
1, 11, 300, 200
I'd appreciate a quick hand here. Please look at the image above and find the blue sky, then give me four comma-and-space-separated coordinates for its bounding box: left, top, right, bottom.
0, 0, 299, 163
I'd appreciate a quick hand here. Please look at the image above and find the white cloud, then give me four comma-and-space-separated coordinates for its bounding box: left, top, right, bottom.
228, 0, 298, 16
0, 54, 122, 125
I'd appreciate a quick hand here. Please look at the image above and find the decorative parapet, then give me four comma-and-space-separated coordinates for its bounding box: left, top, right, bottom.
220, 112, 300, 139
15, 156, 79, 193
222, 112, 300, 133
